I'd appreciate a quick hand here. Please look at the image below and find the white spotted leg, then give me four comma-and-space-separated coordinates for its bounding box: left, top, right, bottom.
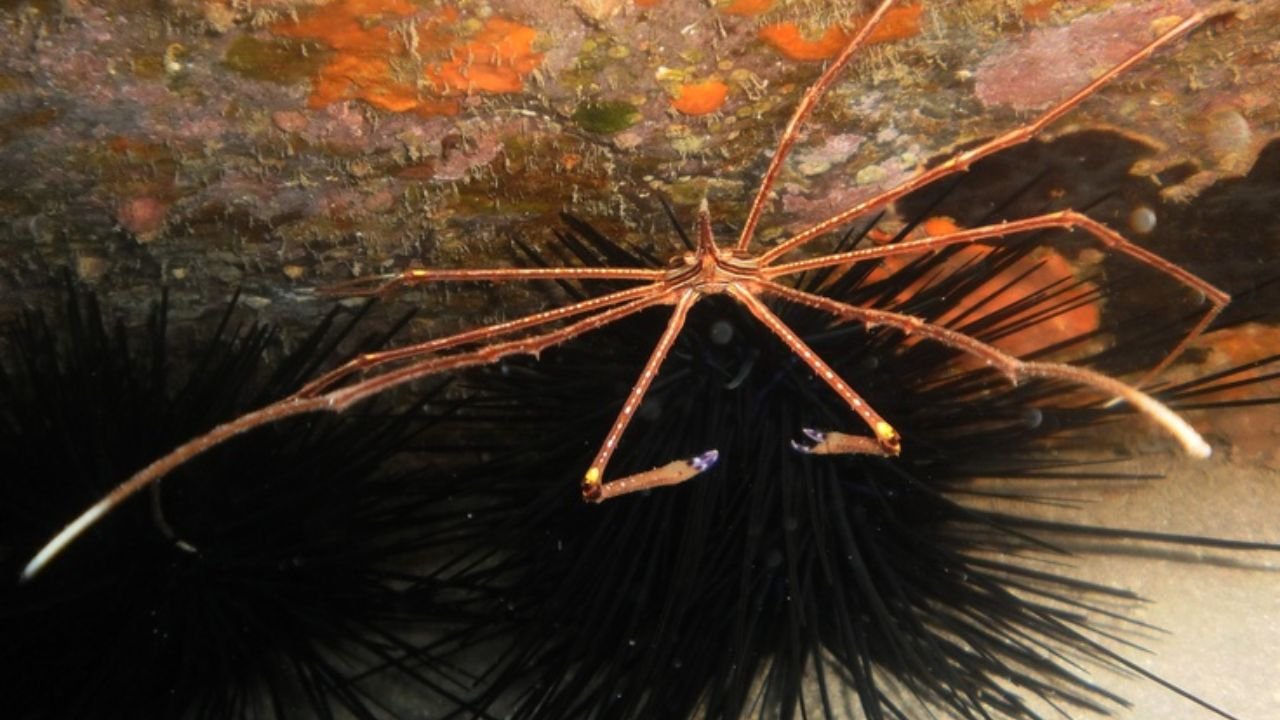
581, 290, 719, 503
727, 284, 903, 458
762, 209, 1230, 389
757, 279, 1211, 460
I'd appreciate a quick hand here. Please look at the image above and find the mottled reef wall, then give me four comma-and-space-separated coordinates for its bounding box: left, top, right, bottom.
1, 0, 1278, 369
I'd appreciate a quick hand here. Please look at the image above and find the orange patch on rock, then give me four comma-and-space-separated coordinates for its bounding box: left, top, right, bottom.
671, 79, 729, 116
721, 0, 773, 16
117, 197, 170, 239
1162, 323, 1280, 466
759, 4, 923, 61
1168, 324, 1280, 403
921, 216, 960, 237
957, 248, 1100, 358
634, 0, 662, 7
1021, 0, 1059, 22
272, 0, 543, 116
861, 218, 1100, 359
758, 23, 846, 61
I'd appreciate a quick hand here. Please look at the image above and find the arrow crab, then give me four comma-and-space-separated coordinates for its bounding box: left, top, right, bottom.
23, 0, 1229, 581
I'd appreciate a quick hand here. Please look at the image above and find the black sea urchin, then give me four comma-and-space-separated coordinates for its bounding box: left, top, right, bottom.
0, 281, 482, 719
412, 187, 1280, 720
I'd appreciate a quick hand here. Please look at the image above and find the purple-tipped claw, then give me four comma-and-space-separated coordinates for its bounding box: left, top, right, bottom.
690, 449, 719, 473
790, 428, 826, 454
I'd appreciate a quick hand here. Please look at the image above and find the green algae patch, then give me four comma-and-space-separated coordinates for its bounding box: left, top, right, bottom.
223, 36, 328, 85
0, 0, 59, 14
571, 101, 640, 135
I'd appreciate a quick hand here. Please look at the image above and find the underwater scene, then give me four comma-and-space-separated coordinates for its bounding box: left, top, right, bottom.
2, 1, 1278, 718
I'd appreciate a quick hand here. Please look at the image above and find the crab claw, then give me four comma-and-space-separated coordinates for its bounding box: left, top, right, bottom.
790, 428, 828, 454
586, 449, 721, 503
790, 428, 897, 457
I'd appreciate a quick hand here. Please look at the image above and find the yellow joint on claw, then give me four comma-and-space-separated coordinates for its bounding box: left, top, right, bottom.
874, 421, 896, 442
874, 421, 902, 454
410, 269, 430, 278
584, 467, 601, 486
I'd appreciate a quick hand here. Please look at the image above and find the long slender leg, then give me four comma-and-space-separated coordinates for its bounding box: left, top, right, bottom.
21, 394, 333, 581
764, 210, 1230, 384
321, 264, 665, 297
323, 293, 673, 411
22, 291, 674, 581
758, 9, 1209, 265
757, 279, 1210, 459
296, 282, 665, 398
582, 290, 714, 502
734, 0, 900, 254
727, 284, 902, 455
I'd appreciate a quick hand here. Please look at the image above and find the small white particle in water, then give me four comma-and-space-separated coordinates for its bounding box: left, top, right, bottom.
709, 319, 734, 345
1129, 205, 1157, 234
